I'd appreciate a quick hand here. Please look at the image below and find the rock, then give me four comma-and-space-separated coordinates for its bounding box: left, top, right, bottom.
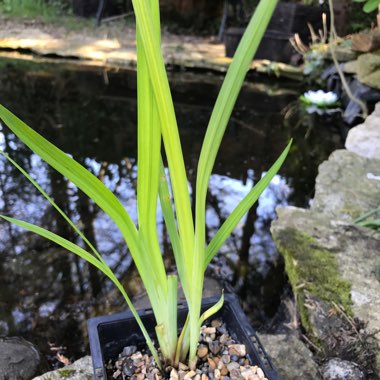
256, 367, 265, 379
321, 358, 365, 380
312, 150, 380, 220
226, 362, 240, 372
356, 50, 380, 90
346, 102, 380, 160
227, 344, 246, 357
271, 205, 380, 374
0, 336, 41, 380
202, 327, 216, 335
32, 356, 93, 380
121, 345, 137, 357
197, 344, 209, 359
170, 368, 179, 380
184, 370, 196, 379
351, 32, 380, 53
258, 334, 321, 380
345, 50, 380, 89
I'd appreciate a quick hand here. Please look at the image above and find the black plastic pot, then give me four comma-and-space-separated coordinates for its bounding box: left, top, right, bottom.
88, 293, 280, 380
224, 2, 326, 62
225, 27, 293, 63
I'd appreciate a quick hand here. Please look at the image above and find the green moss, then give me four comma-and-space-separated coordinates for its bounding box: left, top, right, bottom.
58, 369, 75, 378
274, 227, 352, 333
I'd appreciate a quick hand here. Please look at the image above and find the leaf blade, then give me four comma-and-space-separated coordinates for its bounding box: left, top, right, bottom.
205, 140, 292, 268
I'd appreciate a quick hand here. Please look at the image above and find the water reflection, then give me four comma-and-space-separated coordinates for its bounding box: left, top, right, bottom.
0, 58, 344, 367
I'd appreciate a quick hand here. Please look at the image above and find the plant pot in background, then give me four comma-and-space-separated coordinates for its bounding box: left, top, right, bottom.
225, 2, 325, 63
72, 0, 99, 17
225, 27, 294, 63
88, 293, 280, 380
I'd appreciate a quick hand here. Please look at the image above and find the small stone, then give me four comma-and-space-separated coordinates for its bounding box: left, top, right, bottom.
214, 369, 221, 379
179, 370, 186, 380
219, 334, 229, 344
208, 358, 216, 370
221, 354, 230, 364
256, 367, 265, 379
211, 319, 222, 328
220, 364, 228, 376
241, 367, 255, 380
194, 375, 201, 380
179, 363, 189, 371
226, 362, 240, 372
228, 344, 246, 357
184, 370, 197, 379
229, 368, 241, 380
230, 355, 239, 362
203, 327, 216, 334
197, 344, 209, 358
170, 368, 179, 380
136, 374, 145, 380
131, 352, 143, 361
123, 362, 134, 376
113, 369, 121, 378
122, 345, 137, 357
209, 341, 221, 355
201, 374, 209, 380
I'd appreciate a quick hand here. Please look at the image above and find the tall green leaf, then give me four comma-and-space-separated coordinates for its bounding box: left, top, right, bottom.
205, 140, 292, 267
0, 215, 161, 367
188, 0, 279, 367
0, 105, 140, 256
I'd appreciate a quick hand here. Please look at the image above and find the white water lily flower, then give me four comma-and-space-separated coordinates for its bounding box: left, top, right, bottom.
303, 90, 338, 106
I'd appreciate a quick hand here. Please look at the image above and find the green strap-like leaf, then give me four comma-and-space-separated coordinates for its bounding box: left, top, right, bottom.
0, 105, 140, 257
205, 140, 292, 267
189, 0, 279, 367
136, 0, 170, 325
0, 214, 162, 367
199, 291, 224, 324
158, 160, 190, 295
130, 0, 195, 270
0, 150, 104, 263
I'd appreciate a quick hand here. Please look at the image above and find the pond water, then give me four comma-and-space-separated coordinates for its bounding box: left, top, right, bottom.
0, 57, 345, 368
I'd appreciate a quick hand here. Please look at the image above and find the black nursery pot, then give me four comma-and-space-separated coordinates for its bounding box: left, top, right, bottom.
88, 293, 280, 380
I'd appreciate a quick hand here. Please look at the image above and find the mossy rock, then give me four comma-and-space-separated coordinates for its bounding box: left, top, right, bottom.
357, 50, 380, 90
271, 206, 380, 375
273, 225, 352, 338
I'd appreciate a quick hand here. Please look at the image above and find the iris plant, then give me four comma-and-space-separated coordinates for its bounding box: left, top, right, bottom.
0, 0, 290, 370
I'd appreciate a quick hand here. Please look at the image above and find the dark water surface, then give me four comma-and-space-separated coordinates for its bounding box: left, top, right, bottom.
0, 57, 344, 368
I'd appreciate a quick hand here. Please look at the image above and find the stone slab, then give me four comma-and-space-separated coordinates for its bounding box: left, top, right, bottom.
271, 206, 380, 374
32, 355, 93, 380
346, 102, 380, 160
258, 333, 322, 380
272, 206, 380, 340
312, 149, 380, 220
